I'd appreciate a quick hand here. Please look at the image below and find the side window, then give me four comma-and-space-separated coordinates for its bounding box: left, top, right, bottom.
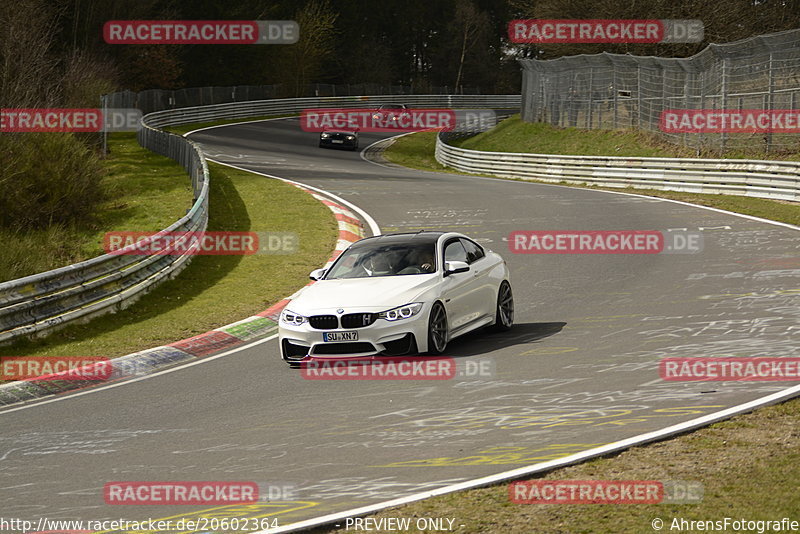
443, 240, 468, 263
460, 238, 485, 264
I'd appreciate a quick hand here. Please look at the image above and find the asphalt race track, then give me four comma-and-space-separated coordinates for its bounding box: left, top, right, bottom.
2, 117, 799, 531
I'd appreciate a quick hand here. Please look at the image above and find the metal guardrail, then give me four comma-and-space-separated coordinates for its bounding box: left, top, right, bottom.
142, 94, 521, 127
104, 85, 487, 115
0, 118, 210, 344
435, 134, 800, 202
0, 95, 519, 344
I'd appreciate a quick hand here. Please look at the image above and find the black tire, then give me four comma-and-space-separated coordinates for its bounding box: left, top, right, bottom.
426, 302, 448, 354
493, 281, 514, 331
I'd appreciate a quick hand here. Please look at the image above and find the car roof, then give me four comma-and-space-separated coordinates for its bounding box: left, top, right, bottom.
351, 231, 445, 247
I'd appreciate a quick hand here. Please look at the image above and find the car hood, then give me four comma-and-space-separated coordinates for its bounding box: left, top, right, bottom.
288, 275, 438, 313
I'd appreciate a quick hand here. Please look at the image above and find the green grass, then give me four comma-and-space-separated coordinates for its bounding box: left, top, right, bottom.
383, 122, 800, 227
313, 397, 800, 534
383, 132, 444, 171
455, 115, 697, 158
0, 159, 337, 360
0, 132, 190, 282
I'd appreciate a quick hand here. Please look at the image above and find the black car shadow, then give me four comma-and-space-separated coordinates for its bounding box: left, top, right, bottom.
440, 321, 567, 358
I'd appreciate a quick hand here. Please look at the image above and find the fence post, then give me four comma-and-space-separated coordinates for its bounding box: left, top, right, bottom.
587, 68, 594, 128
101, 94, 108, 157
721, 57, 729, 150
766, 52, 775, 154
683, 70, 691, 148
659, 65, 668, 134
699, 70, 707, 151
636, 64, 642, 129
612, 68, 618, 129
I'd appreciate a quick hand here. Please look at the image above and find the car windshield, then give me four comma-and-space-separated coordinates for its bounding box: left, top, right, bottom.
325, 241, 436, 279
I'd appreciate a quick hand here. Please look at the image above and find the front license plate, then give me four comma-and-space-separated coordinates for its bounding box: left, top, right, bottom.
332, 139, 344, 144
323, 331, 358, 342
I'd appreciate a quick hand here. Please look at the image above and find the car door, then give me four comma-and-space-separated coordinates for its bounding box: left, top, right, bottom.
460, 238, 496, 319
441, 238, 482, 332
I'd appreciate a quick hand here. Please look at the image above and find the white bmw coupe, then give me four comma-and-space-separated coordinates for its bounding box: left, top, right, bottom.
279, 231, 513, 365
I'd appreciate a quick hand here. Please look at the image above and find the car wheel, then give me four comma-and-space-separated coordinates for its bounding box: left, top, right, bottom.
494, 281, 514, 331
426, 302, 448, 354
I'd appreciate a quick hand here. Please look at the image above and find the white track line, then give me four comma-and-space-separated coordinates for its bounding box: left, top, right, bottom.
183, 116, 294, 137
262, 384, 800, 533
205, 158, 381, 237
359, 132, 417, 169
0, 334, 277, 415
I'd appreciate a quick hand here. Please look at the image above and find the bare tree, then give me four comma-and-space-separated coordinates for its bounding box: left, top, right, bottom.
276, 0, 338, 96
0, 0, 61, 107
453, 2, 489, 92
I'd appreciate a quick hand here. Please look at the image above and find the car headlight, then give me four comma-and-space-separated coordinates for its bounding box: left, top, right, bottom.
281, 309, 307, 326
320, 133, 330, 138
346, 135, 355, 140
378, 302, 423, 321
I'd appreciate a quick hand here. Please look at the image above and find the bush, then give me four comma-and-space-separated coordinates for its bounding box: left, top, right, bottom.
0, 133, 105, 230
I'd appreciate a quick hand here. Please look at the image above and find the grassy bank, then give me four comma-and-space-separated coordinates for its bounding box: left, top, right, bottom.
0, 132, 190, 282
457, 115, 697, 158
383, 122, 800, 227
1, 154, 337, 360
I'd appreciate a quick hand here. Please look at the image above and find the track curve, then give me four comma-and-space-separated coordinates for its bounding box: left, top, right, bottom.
1, 117, 798, 530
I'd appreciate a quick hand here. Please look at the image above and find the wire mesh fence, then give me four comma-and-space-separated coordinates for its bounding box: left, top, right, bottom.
104, 83, 482, 115
520, 29, 800, 154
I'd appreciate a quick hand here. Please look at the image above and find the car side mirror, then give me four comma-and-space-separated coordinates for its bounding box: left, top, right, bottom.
444, 261, 470, 277
309, 268, 327, 281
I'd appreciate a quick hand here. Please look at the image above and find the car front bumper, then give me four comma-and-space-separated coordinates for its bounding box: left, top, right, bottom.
278, 307, 430, 363
319, 138, 357, 149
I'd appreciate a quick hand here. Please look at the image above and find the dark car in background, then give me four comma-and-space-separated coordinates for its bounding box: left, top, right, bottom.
319, 130, 359, 151
372, 104, 410, 123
